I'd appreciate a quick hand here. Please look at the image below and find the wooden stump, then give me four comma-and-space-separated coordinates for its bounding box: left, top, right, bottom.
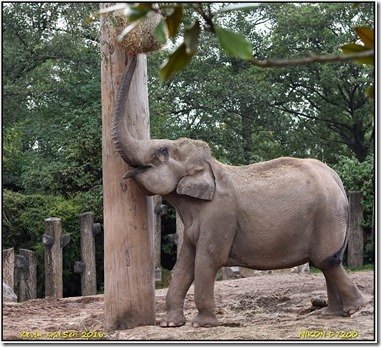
348, 191, 364, 268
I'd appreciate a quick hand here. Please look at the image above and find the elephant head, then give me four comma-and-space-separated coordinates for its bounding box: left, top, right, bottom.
112, 55, 215, 200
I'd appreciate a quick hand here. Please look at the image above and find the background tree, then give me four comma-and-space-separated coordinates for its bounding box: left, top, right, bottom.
3, 3, 104, 297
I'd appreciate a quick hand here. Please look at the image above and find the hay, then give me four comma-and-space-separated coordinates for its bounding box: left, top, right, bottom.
111, 10, 166, 55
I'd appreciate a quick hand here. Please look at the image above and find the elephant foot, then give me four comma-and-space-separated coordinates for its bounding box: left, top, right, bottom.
322, 306, 345, 317
322, 297, 364, 317
160, 311, 186, 328
191, 313, 219, 328
342, 296, 365, 317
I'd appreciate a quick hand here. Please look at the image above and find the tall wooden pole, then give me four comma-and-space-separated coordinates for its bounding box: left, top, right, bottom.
100, 5, 155, 331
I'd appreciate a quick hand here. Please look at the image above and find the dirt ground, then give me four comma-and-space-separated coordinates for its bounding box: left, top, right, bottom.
2, 270, 375, 342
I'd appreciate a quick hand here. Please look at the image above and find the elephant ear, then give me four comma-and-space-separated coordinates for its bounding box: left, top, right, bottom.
176, 161, 215, 200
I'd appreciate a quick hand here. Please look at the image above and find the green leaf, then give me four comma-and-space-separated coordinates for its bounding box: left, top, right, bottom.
125, 6, 150, 23
215, 26, 252, 60
83, 14, 96, 26
354, 27, 374, 49
184, 20, 200, 55
159, 43, 194, 81
165, 6, 183, 38
365, 85, 374, 99
340, 42, 368, 54
155, 18, 167, 45
340, 43, 373, 65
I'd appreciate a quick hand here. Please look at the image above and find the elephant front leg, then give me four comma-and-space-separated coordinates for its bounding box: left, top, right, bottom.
192, 253, 220, 328
160, 239, 195, 327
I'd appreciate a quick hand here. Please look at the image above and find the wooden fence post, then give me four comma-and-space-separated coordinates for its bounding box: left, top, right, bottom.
348, 191, 364, 268
15, 249, 37, 301
42, 217, 70, 298
74, 212, 101, 296
153, 196, 167, 282
3, 248, 15, 289
176, 213, 184, 262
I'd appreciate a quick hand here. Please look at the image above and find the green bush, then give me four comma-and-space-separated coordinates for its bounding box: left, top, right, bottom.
3, 189, 103, 298
333, 154, 374, 263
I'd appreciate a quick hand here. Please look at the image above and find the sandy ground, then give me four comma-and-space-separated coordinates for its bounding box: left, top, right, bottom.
2, 270, 375, 342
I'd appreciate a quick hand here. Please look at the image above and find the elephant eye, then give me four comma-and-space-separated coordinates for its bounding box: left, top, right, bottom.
156, 147, 169, 162
159, 147, 169, 156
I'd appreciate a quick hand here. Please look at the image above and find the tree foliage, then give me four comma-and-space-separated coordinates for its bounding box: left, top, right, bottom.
97, 2, 374, 80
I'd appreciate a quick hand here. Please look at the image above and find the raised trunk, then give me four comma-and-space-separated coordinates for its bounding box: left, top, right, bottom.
112, 54, 161, 167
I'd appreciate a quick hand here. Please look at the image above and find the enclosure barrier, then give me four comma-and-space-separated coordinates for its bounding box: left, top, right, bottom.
42, 217, 71, 298
74, 212, 101, 296
3, 247, 37, 302
2, 191, 367, 302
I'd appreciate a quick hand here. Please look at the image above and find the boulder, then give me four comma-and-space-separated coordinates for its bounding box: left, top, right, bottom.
3, 282, 17, 302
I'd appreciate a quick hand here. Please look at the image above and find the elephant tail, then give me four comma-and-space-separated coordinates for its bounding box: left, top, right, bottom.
320, 224, 349, 269
319, 167, 349, 269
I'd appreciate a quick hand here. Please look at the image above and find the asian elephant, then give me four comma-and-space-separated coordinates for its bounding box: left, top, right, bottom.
112, 55, 364, 328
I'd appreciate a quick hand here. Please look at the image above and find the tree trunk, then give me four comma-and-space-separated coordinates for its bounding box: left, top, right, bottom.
348, 191, 364, 268
100, 5, 155, 331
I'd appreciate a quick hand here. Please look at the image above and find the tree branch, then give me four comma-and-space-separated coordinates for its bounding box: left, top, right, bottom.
249, 50, 374, 68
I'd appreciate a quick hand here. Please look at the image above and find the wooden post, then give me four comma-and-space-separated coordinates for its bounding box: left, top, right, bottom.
74, 212, 100, 296
3, 248, 15, 289
16, 249, 37, 301
100, 5, 155, 331
42, 217, 70, 298
153, 196, 167, 282
348, 191, 364, 268
176, 213, 184, 261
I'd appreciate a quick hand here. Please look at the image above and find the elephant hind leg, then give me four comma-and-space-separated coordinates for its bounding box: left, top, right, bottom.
320, 265, 364, 316
322, 273, 343, 315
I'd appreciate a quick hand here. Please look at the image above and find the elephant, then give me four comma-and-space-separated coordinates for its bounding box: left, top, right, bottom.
112, 55, 364, 328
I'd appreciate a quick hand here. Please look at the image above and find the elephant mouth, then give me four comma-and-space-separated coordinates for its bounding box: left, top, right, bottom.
123, 164, 153, 179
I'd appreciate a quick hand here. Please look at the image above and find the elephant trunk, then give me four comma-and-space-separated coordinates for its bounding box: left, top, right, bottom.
111, 55, 154, 167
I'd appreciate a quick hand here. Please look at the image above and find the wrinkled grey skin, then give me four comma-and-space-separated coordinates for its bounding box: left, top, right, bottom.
112, 56, 364, 328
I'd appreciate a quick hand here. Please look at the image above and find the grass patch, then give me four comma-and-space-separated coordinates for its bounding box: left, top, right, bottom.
309, 263, 374, 274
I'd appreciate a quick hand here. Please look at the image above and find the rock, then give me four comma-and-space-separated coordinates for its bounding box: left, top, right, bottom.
3, 282, 17, 302
311, 297, 328, 308
291, 263, 310, 273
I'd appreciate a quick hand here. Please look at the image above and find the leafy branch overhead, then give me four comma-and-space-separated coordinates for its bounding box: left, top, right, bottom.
95, 3, 374, 82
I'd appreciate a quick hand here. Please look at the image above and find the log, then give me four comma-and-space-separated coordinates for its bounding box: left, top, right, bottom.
100, 5, 155, 331
348, 191, 364, 268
